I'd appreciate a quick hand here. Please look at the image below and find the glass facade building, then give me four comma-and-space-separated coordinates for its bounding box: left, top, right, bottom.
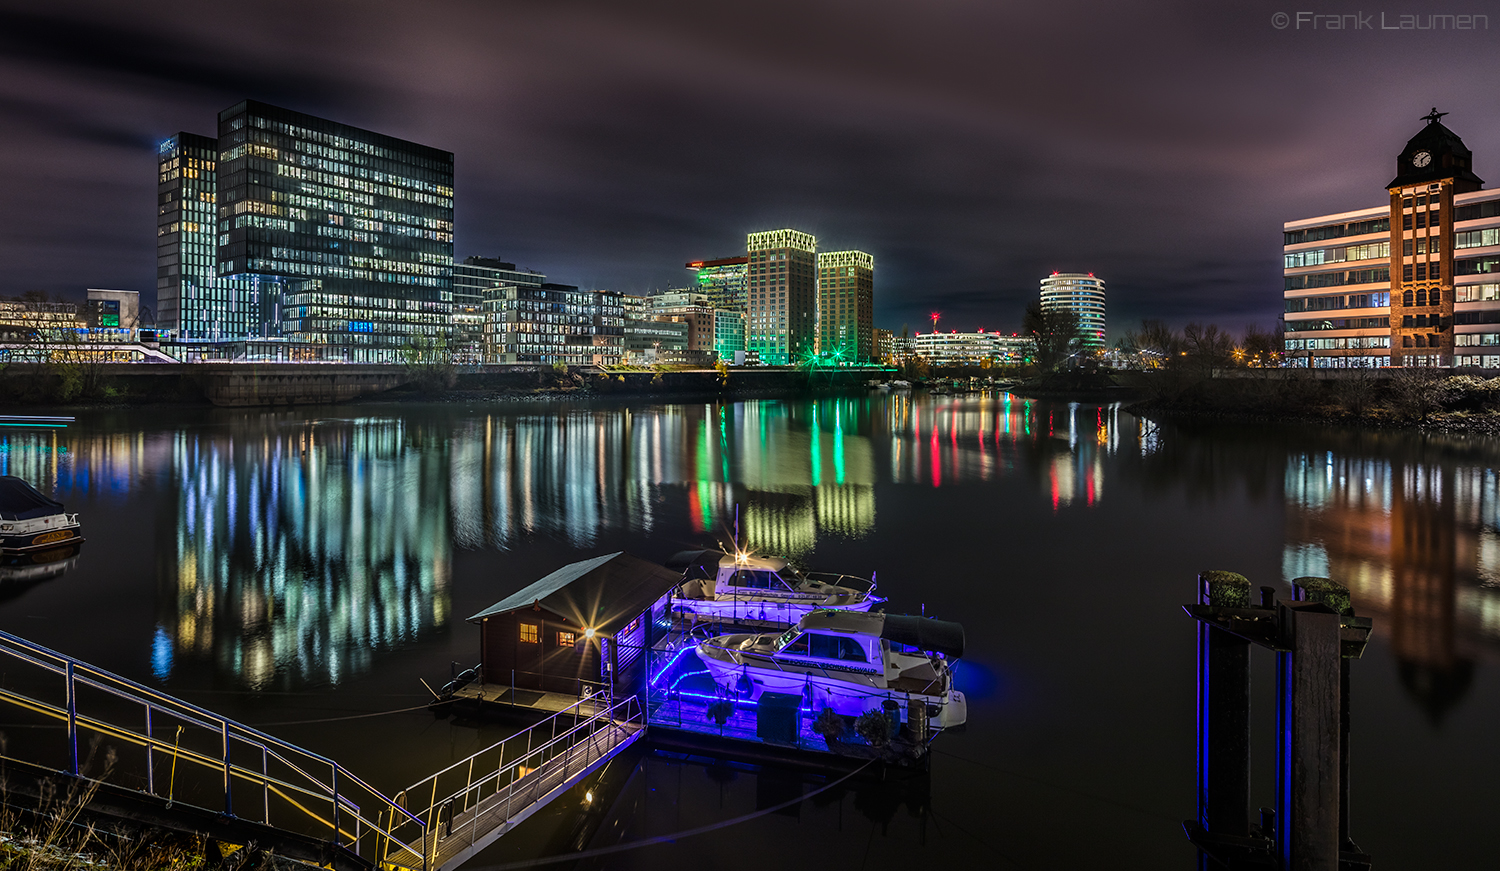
817, 250, 874, 362
214, 100, 455, 361
481, 282, 623, 365
747, 229, 818, 365
454, 257, 546, 364
686, 256, 749, 312
157, 132, 260, 339
1039, 272, 1107, 350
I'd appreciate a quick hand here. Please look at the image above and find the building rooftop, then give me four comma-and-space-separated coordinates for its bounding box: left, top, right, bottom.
467, 552, 682, 636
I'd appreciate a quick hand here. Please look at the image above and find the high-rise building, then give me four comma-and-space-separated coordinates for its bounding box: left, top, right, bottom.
686, 256, 749, 312
1039, 272, 1106, 350
713, 309, 746, 362
746, 229, 818, 365
1282, 110, 1500, 368
453, 257, 545, 364
157, 133, 259, 339
817, 250, 874, 362
214, 100, 455, 361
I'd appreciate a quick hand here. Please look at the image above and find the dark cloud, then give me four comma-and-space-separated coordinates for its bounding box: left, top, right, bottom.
2, 0, 1498, 337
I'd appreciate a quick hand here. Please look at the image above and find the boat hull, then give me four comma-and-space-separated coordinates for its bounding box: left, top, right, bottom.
695, 647, 967, 728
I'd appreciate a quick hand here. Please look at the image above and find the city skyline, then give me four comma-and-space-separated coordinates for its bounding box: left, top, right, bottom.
4, 4, 1500, 340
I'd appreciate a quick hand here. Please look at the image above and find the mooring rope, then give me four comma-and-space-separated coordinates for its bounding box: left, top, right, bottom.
249, 703, 434, 727
469, 758, 878, 870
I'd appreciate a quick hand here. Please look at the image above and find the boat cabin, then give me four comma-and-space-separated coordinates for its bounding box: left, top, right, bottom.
468, 552, 681, 698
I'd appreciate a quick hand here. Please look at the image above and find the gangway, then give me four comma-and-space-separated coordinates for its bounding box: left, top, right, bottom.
384, 692, 645, 871
0, 629, 646, 871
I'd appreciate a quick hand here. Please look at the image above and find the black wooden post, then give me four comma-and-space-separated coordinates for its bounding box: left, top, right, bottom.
1197, 570, 1252, 858
1182, 573, 1372, 871
1275, 599, 1341, 871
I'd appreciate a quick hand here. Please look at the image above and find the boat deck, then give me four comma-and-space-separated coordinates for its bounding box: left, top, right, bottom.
444, 684, 609, 716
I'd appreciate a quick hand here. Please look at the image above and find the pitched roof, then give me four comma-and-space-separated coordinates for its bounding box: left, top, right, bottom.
467, 552, 682, 635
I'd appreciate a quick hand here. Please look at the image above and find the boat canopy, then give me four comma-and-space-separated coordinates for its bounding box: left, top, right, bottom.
0, 477, 64, 522
881, 614, 965, 659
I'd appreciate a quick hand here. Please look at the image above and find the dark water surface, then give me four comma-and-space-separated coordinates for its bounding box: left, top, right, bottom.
1, 393, 1496, 869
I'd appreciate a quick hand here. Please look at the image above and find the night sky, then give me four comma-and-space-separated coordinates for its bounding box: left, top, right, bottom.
3, 1, 1499, 339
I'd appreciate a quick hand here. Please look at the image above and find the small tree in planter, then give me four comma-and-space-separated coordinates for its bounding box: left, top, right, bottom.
854, 709, 892, 748
706, 699, 736, 736
812, 707, 845, 748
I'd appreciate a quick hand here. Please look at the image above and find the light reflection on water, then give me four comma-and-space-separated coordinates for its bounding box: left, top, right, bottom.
1, 395, 1498, 714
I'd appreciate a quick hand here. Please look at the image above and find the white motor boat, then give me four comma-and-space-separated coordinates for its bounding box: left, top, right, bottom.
666, 550, 884, 627
0, 477, 84, 556
694, 609, 967, 728
890, 380, 912, 391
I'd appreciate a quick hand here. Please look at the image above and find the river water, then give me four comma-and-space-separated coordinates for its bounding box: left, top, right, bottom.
0, 393, 1495, 869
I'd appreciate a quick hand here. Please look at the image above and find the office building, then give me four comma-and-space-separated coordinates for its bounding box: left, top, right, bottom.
215, 100, 455, 361
621, 294, 689, 362
686, 256, 749, 312
713, 308, 746, 362
157, 133, 261, 339
454, 257, 545, 364
481, 282, 622, 365
746, 229, 818, 365
874, 328, 893, 361
912, 330, 1034, 365
651, 290, 716, 354
817, 250, 874, 362
1283, 110, 1500, 368
1040, 272, 1106, 350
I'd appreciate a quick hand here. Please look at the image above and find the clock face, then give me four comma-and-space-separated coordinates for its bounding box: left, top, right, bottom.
1413, 151, 1433, 168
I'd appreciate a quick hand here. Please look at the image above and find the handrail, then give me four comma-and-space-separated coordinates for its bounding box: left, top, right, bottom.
390, 692, 644, 856
0, 628, 421, 827
0, 627, 426, 868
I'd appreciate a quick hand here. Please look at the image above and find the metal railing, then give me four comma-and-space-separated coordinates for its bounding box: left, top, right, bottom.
386, 691, 645, 871
0, 629, 423, 868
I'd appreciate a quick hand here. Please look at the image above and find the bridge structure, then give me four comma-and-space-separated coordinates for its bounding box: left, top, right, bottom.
0, 630, 644, 871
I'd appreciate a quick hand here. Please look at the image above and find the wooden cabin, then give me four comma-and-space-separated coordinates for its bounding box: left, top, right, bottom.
469, 552, 682, 698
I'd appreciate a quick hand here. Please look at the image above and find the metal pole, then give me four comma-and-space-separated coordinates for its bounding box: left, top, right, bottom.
221, 719, 233, 816
144, 705, 155, 794
331, 766, 341, 846
65, 662, 78, 776
262, 746, 270, 823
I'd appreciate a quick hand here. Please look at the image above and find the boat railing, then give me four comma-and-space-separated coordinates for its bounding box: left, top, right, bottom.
0, 628, 423, 868
803, 572, 876, 594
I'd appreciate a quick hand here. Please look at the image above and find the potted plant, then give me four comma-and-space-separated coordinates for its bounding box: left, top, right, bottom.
812, 707, 846, 749
705, 699, 736, 736
853, 709, 892, 749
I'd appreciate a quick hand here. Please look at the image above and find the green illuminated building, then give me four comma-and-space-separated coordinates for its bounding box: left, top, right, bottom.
746, 229, 818, 365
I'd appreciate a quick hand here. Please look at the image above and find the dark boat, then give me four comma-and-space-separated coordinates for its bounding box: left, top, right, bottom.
0, 476, 84, 556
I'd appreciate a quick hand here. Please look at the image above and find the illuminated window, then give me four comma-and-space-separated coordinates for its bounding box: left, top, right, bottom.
519, 623, 538, 643
558, 631, 577, 647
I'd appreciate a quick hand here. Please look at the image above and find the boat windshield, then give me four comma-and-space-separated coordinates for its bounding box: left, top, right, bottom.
777, 565, 806, 586
775, 627, 801, 649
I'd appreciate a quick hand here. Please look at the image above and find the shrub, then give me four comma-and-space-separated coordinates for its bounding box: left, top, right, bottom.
853, 709, 891, 747
812, 707, 845, 740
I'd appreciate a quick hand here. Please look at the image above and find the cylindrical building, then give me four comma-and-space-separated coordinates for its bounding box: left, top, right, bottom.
1040, 272, 1106, 349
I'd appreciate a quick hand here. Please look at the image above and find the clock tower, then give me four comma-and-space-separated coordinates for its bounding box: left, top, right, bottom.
1388, 109, 1484, 366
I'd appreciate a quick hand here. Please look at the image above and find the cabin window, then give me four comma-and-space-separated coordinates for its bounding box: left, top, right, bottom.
808, 634, 867, 662
777, 633, 810, 655
558, 631, 576, 647
734, 570, 785, 590
519, 623, 539, 644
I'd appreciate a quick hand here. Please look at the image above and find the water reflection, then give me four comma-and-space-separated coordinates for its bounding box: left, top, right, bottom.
1283, 443, 1500, 720
5, 396, 1500, 721
157, 417, 453, 689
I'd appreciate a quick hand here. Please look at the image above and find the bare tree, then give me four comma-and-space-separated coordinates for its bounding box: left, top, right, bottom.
1023, 300, 1082, 371
1182, 322, 1235, 372
1238, 325, 1280, 368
